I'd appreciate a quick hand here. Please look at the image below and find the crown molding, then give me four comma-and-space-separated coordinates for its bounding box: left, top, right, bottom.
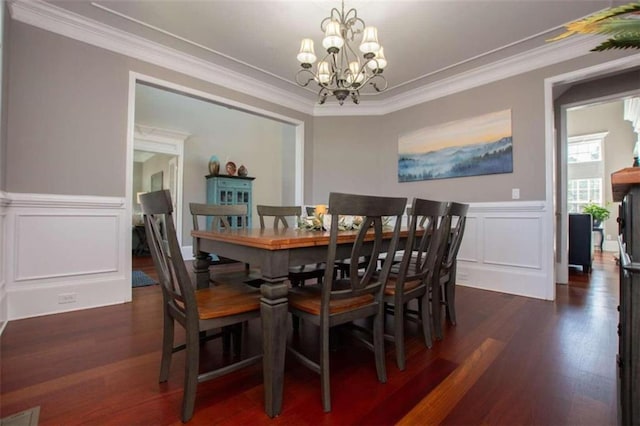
8, 0, 316, 115
314, 35, 605, 116
8, 0, 619, 118
134, 124, 190, 143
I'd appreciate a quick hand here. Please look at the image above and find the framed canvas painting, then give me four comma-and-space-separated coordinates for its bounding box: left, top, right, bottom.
398, 109, 513, 182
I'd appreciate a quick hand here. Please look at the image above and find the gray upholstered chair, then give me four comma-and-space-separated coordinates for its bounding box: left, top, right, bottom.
383, 198, 450, 370
287, 192, 407, 412
434, 201, 469, 339
142, 190, 261, 422
256, 204, 326, 287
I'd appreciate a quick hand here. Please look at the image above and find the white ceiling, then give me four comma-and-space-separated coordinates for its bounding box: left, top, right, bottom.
41, 0, 626, 106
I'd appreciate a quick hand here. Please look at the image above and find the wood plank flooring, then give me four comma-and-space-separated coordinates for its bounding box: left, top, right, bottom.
0, 253, 619, 425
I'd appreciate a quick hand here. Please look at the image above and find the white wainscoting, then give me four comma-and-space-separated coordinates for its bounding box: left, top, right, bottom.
456, 201, 553, 300
4, 192, 131, 320
0, 191, 9, 334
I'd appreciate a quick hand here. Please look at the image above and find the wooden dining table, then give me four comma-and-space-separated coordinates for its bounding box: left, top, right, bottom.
191, 226, 409, 418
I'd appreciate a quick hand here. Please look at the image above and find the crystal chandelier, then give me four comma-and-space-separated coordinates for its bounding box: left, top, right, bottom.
295, 1, 388, 105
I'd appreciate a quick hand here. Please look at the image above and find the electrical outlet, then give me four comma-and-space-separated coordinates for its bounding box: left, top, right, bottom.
58, 293, 77, 304
512, 188, 520, 200
606, 234, 612, 240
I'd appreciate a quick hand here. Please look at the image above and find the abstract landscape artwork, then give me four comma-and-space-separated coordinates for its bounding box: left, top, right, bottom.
398, 109, 513, 182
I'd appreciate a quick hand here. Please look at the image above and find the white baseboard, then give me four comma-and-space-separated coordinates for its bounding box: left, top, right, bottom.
7, 274, 128, 320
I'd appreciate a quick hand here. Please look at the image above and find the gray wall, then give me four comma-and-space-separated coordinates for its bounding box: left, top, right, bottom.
5, 21, 314, 199
5, 18, 636, 210
312, 53, 636, 204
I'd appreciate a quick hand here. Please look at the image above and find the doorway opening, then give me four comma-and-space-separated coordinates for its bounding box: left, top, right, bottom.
548, 63, 640, 289
125, 73, 306, 297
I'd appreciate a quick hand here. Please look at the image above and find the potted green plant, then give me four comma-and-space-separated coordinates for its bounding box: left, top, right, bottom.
582, 203, 611, 227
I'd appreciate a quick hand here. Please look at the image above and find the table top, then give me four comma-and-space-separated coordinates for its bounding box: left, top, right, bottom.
192, 227, 409, 251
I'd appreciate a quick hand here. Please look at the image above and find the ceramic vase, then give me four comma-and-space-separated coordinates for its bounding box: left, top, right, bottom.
238, 165, 248, 177
208, 155, 220, 175
226, 161, 237, 176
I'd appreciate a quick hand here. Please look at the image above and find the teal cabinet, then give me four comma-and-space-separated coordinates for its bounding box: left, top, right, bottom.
205, 175, 255, 229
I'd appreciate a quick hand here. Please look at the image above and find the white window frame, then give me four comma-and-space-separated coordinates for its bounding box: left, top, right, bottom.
567, 132, 607, 164
568, 177, 603, 213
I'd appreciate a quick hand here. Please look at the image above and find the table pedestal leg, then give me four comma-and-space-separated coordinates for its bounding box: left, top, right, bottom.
260, 281, 288, 417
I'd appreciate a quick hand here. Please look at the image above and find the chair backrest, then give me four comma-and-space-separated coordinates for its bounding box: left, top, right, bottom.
323, 192, 407, 309
141, 190, 197, 324
395, 198, 450, 286
441, 202, 469, 271
190, 203, 249, 231
257, 205, 301, 229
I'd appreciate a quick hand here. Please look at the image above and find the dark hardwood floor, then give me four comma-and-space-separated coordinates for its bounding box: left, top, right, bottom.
0, 252, 619, 425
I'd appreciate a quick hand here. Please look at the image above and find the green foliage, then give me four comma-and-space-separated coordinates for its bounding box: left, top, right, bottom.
582, 203, 611, 222
548, 2, 640, 51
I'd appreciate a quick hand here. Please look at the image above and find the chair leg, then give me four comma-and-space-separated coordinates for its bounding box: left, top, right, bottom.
181, 328, 200, 422
320, 322, 331, 412
394, 302, 406, 371
445, 270, 457, 326
432, 279, 444, 340
292, 314, 300, 331
420, 294, 433, 349
232, 323, 242, 356
222, 325, 232, 353
373, 306, 388, 383
159, 308, 174, 383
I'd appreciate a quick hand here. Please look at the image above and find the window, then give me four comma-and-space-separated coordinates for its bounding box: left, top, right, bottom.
567, 132, 607, 164
568, 178, 602, 213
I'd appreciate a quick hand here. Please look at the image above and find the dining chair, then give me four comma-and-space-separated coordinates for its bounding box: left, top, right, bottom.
382, 198, 450, 370
256, 205, 326, 287
142, 190, 262, 422
287, 192, 407, 412
435, 201, 469, 339
190, 203, 250, 275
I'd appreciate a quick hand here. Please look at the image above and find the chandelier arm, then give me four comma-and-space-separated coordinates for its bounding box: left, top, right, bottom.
295, 68, 317, 87
368, 73, 388, 92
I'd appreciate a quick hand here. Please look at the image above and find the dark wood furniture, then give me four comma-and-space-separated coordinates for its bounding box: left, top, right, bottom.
383, 198, 449, 370
191, 220, 413, 417
141, 190, 262, 422
569, 213, 593, 273
437, 202, 470, 338
256, 205, 325, 287
613, 167, 640, 426
132, 224, 149, 256
593, 223, 604, 252
287, 192, 406, 411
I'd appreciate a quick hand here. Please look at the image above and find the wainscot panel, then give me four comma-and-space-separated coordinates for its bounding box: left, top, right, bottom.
456, 201, 552, 300
4, 193, 131, 319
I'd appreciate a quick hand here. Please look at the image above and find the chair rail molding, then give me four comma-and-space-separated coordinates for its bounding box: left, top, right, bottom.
3, 192, 130, 320
456, 200, 553, 300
